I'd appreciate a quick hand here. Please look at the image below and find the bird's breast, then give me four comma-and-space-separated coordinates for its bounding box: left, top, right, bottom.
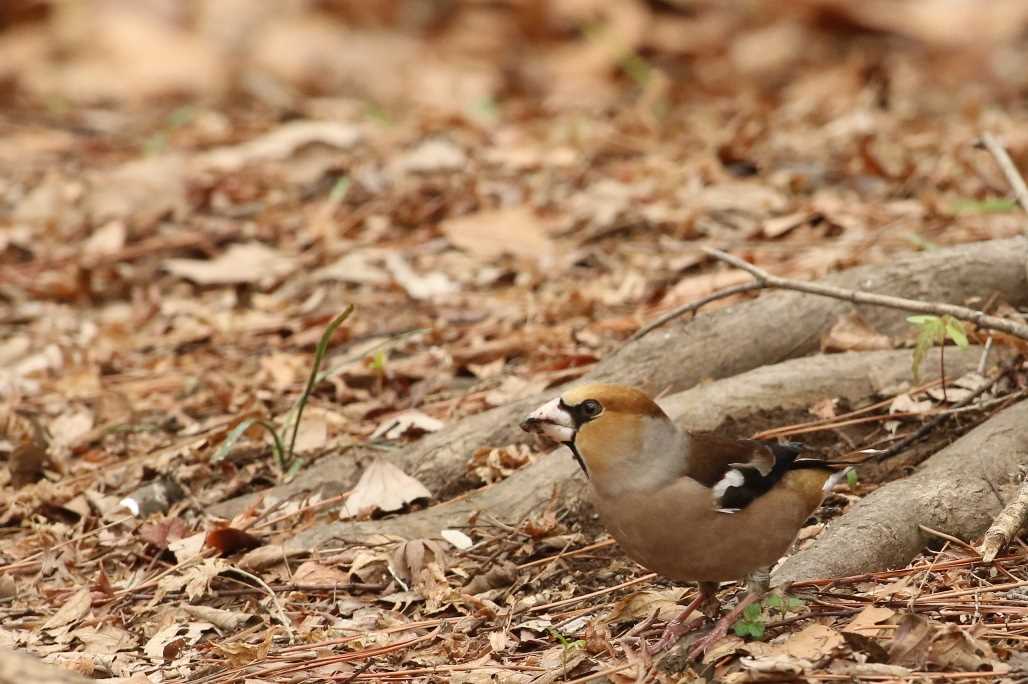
590, 476, 817, 582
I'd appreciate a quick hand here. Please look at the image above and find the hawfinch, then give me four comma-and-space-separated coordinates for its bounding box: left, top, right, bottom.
520, 383, 848, 658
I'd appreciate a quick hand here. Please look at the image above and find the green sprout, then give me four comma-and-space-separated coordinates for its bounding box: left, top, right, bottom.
734, 595, 805, 640
212, 306, 353, 479
908, 314, 969, 390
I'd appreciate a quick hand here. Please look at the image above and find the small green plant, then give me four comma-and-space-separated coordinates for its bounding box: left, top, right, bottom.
548, 627, 585, 673
212, 306, 353, 479
908, 315, 969, 397
846, 468, 859, 489
734, 595, 805, 640
733, 602, 765, 639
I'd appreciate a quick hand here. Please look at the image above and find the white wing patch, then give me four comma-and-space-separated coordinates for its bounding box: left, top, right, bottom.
711, 468, 745, 511
822, 466, 853, 493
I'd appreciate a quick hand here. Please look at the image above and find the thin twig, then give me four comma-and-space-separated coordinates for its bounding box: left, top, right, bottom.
703, 247, 1028, 341
225, 566, 296, 643
979, 132, 1028, 228
918, 525, 980, 555
631, 281, 762, 340
872, 367, 1011, 462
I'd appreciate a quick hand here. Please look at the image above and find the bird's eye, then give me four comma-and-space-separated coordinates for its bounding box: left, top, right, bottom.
580, 399, 602, 418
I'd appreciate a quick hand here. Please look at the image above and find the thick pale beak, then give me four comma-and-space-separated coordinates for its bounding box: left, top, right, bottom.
520, 397, 576, 444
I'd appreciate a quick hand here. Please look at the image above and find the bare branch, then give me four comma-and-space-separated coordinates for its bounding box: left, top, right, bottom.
979, 132, 1028, 231
631, 282, 761, 341
703, 247, 1028, 341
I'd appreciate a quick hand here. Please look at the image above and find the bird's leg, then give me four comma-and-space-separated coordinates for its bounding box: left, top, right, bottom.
645, 581, 719, 655
687, 569, 770, 661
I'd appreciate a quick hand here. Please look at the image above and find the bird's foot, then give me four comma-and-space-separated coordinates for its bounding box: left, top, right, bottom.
686, 591, 762, 661
645, 614, 705, 655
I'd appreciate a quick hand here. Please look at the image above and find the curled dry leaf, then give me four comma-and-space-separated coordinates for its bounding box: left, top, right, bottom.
182, 605, 249, 631
390, 538, 448, 586
468, 443, 535, 484
371, 410, 444, 440
205, 527, 263, 556
888, 613, 999, 671
889, 392, 933, 414
340, 458, 432, 519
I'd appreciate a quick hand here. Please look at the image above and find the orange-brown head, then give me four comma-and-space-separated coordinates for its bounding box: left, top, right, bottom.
521, 384, 684, 495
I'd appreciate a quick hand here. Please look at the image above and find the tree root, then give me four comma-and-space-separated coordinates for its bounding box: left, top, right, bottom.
0, 649, 91, 684
774, 397, 1028, 585
212, 237, 1027, 520
241, 347, 985, 563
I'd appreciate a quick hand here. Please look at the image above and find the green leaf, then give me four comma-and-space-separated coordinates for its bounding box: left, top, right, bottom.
734, 621, 751, 637
786, 597, 805, 611
748, 621, 765, 640
285, 306, 353, 470
212, 418, 258, 463
211, 418, 286, 467
909, 316, 944, 383
944, 316, 969, 348
847, 468, 859, 488
743, 603, 762, 621
764, 594, 784, 610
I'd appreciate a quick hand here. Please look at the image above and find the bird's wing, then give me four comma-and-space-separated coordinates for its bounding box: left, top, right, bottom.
683, 432, 837, 513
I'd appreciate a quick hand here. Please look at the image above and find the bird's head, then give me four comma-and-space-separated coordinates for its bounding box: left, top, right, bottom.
521, 383, 681, 489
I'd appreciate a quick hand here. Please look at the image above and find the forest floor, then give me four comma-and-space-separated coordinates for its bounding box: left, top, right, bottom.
3, 1, 1028, 682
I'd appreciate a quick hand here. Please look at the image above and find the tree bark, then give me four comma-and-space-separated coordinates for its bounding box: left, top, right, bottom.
0, 650, 92, 684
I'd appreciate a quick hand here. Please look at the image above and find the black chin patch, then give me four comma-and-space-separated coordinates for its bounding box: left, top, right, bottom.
564, 441, 589, 477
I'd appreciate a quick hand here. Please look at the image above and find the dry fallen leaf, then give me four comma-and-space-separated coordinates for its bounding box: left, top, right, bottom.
340, 459, 432, 518
396, 138, 467, 174
293, 560, 350, 588
164, 242, 296, 287
205, 527, 263, 556
41, 587, 92, 633
605, 588, 689, 623
773, 623, 845, 660
844, 605, 896, 636
200, 120, 362, 171
442, 207, 555, 264
390, 538, 448, 589
888, 612, 1000, 671
383, 253, 459, 300
370, 410, 444, 440
889, 393, 934, 414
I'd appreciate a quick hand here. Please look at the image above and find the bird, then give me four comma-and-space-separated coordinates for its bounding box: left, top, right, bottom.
520, 383, 849, 659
